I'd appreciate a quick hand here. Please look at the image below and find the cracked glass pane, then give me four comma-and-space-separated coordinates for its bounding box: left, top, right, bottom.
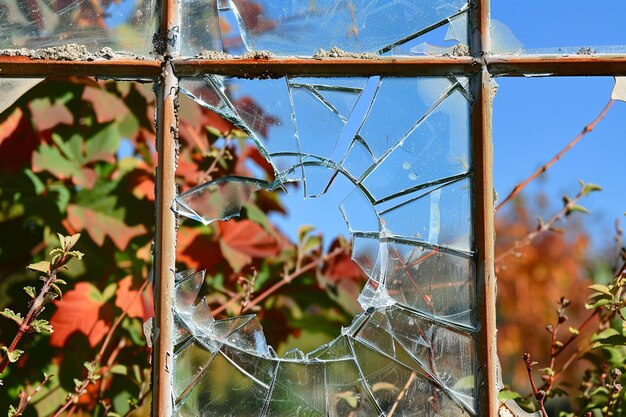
180, 0, 469, 57
0, 0, 157, 55
491, 1, 626, 55
172, 74, 477, 416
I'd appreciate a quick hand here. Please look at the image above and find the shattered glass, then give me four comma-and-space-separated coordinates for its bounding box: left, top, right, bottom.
180, 0, 469, 57
172, 74, 477, 416
0, 0, 157, 55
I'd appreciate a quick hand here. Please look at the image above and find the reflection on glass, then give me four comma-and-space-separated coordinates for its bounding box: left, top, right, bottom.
0, 0, 157, 54
180, 0, 469, 57
173, 75, 477, 416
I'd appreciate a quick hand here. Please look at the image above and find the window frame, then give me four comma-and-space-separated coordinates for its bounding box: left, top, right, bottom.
4, 0, 623, 415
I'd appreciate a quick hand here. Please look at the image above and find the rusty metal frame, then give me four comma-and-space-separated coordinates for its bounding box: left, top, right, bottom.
2, 0, 626, 415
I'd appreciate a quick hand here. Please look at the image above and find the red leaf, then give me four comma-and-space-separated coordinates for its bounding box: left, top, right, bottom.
28, 97, 73, 131
220, 219, 280, 258
0, 108, 39, 174
323, 239, 367, 283
67, 204, 147, 250
177, 226, 222, 273
50, 282, 112, 348
82, 86, 128, 123
114, 276, 153, 321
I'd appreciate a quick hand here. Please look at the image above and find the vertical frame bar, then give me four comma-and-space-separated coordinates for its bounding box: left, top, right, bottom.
152, 0, 180, 413
470, 0, 498, 415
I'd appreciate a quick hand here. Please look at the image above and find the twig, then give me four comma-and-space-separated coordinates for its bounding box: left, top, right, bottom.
495, 189, 588, 264
523, 353, 548, 417
241, 246, 345, 313
96, 278, 149, 363
0, 236, 82, 375
212, 247, 345, 316
387, 372, 417, 417
9, 374, 52, 417
496, 99, 614, 211
54, 276, 149, 415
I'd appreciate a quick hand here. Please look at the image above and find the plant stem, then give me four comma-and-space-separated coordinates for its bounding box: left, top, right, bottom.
496, 99, 614, 212
0, 255, 68, 375
213, 246, 345, 316
496, 190, 588, 264
523, 353, 548, 417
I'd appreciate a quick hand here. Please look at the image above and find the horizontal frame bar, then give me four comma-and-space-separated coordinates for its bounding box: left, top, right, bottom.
0, 56, 162, 78
3, 54, 626, 78
487, 54, 626, 76
172, 57, 479, 77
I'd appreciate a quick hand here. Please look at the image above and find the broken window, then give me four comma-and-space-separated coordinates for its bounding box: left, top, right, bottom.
171, 74, 476, 416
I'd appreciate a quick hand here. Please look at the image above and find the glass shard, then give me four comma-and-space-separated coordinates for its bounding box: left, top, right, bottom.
0, 0, 157, 55
173, 74, 477, 416
378, 177, 472, 253
180, 0, 469, 56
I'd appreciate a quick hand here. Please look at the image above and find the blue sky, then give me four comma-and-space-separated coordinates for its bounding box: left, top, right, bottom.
491, 0, 626, 251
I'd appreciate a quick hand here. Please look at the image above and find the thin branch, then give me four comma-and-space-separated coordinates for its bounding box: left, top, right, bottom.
241, 247, 345, 313
496, 99, 614, 212
96, 278, 149, 363
0, 238, 82, 375
213, 246, 345, 316
523, 353, 548, 417
495, 189, 588, 264
10, 374, 52, 417
387, 372, 417, 417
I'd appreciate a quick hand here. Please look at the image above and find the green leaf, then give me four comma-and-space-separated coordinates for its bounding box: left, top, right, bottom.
24, 169, 45, 195
592, 328, 620, 342
303, 235, 322, 253
568, 326, 580, 336
1, 309, 24, 325
50, 284, 63, 299
101, 283, 117, 301
498, 389, 522, 401
67, 250, 84, 260
24, 286, 37, 299
74, 378, 83, 389
589, 284, 613, 296
27, 261, 50, 274
583, 182, 603, 194
30, 319, 53, 333
8, 405, 16, 417
57, 232, 66, 250
109, 364, 127, 375
84, 361, 98, 374
586, 299, 613, 309
297, 225, 315, 243
567, 204, 589, 215
2, 347, 23, 363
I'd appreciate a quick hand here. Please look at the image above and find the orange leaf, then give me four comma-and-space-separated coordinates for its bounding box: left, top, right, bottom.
28, 97, 73, 131
67, 204, 147, 250
50, 282, 112, 348
114, 276, 153, 321
82, 86, 128, 123
217, 219, 281, 271
0, 107, 23, 145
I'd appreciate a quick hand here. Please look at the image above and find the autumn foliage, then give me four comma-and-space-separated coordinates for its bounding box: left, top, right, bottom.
0, 77, 366, 416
